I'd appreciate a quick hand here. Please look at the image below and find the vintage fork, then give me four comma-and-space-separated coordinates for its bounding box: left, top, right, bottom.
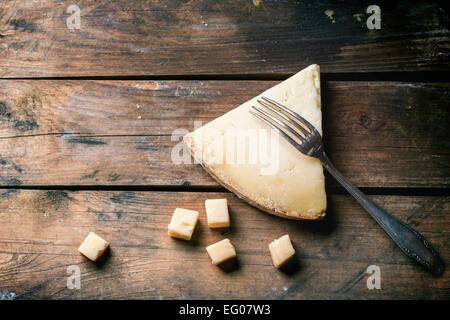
250, 96, 445, 275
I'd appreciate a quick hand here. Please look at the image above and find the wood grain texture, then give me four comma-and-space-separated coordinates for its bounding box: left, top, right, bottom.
0, 0, 448, 302
0, 0, 449, 77
0, 80, 448, 187
0, 190, 448, 299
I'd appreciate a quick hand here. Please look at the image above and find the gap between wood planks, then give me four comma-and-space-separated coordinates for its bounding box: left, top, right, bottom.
1, 71, 449, 82
0, 185, 449, 196
0, 132, 172, 140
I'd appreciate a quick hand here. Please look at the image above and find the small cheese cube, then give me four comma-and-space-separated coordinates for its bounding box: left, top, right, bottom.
78, 232, 109, 262
168, 208, 199, 240
269, 234, 295, 268
206, 239, 236, 265
205, 199, 230, 228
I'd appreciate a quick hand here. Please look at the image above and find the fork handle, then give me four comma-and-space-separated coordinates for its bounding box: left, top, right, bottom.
319, 151, 445, 275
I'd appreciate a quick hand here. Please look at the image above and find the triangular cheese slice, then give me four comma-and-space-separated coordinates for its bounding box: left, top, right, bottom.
184, 65, 326, 220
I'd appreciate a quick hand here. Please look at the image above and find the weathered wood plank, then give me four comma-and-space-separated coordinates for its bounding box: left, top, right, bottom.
0, 0, 448, 77
0, 80, 448, 187
0, 190, 448, 299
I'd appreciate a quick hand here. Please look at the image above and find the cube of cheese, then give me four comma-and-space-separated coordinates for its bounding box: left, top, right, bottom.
206, 239, 236, 265
168, 208, 199, 240
269, 234, 295, 268
78, 232, 109, 262
205, 199, 230, 228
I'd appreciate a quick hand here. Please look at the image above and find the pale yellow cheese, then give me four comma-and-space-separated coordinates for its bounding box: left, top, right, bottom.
168, 208, 199, 240
205, 199, 230, 228
184, 64, 326, 220
206, 238, 237, 265
78, 232, 109, 261
269, 234, 295, 268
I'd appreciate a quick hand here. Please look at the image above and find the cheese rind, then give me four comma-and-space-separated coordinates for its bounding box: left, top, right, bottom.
78, 232, 109, 261
206, 238, 236, 265
205, 199, 230, 228
269, 234, 295, 268
184, 64, 326, 220
168, 208, 199, 240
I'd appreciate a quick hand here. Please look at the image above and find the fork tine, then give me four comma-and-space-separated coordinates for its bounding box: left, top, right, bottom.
257, 99, 309, 138
251, 106, 306, 144
249, 110, 303, 152
261, 96, 318, 134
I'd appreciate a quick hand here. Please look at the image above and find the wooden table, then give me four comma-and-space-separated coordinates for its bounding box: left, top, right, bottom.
0, 1, 448, 300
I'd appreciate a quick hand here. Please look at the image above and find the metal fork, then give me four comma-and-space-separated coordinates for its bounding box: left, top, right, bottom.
251, 96, 445, 275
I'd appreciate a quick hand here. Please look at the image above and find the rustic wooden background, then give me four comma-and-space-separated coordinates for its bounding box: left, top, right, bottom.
0, 0, 449, 300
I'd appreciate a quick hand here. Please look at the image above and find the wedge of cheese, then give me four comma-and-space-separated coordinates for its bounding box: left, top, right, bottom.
184, 64, 326, 220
